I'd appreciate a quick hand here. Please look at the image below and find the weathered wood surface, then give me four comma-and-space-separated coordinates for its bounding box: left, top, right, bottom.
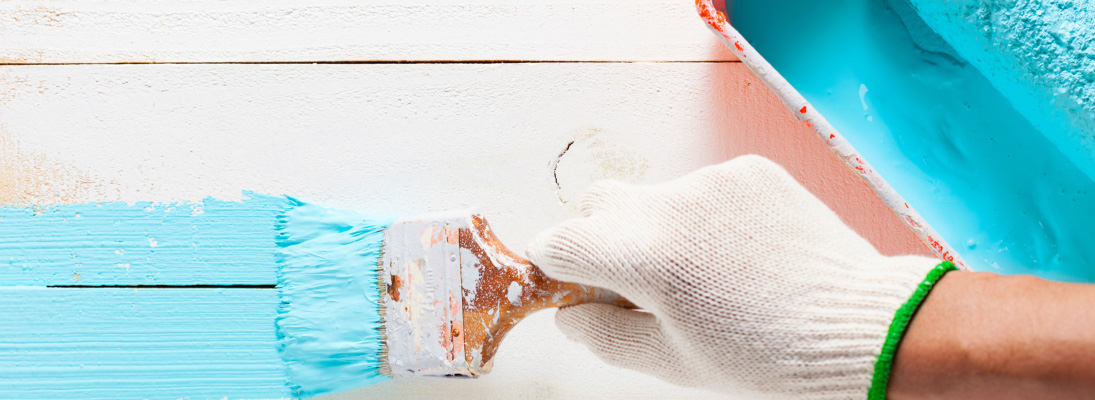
0, 0, 735, 63
0, 62, 736, 217
0, 62, 927, 269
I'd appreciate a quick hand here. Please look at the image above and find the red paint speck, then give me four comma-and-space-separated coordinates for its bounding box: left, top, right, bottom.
695, 0, 732, 42
829, 134, 836, 139
799, 106, 808, 114
927, 236, 945, 253
697, 0, 720, 30
734, 41, 745, 52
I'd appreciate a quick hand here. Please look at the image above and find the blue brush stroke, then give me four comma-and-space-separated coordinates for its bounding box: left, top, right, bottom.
275, 198, 393, 398
0, 287, 291, 400
0, 192, 288, 286
0, 193, 395, 398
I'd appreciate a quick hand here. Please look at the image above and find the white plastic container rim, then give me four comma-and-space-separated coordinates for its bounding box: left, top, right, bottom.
695, 0, 967, 269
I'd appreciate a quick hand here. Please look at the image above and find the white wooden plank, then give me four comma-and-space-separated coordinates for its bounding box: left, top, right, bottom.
0, 61, 738, 399
0, 62, 927, 257
0, 0, 736, 63
0, 62, 926, 399
0, 63, 737, 223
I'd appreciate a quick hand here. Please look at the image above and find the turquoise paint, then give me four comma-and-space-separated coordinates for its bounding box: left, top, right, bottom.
0, 287, 291, 399
909, 1, 1095, 183
275, 199, 392, 398
727, 0, 1095, 282
0, 192, 289, 285
0, 194, 396, 398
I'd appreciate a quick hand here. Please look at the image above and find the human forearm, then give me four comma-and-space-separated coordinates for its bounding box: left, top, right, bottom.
889, 271, 1095, 399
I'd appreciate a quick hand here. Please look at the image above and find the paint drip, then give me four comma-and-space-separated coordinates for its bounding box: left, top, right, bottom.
727, 0, 1095, 282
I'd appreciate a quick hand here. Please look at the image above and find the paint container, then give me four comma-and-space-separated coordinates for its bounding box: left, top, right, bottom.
699, 0, 1095, 282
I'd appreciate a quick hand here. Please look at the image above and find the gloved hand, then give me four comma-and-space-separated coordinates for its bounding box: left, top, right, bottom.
526, 155, 954, 400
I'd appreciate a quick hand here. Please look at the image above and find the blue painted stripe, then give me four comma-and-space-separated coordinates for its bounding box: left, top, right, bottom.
0, 287, 291, 399
0, 192, 289, 286
0, 194, 395, 398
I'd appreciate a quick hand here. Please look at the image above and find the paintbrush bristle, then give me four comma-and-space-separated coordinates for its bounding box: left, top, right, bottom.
375, 243, 392, 378
274, 198, 393, 398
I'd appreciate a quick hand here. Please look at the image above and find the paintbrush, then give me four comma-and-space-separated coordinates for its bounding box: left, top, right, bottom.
275, 199, 632, 398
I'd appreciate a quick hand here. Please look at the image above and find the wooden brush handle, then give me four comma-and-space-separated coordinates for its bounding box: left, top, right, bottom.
459, 215, 636, 372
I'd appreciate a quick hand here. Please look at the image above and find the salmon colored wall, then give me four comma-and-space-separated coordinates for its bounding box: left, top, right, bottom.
709, 60, 934, 257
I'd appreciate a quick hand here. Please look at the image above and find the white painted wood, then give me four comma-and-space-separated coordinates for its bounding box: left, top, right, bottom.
0, 62, 747, 398
0, 0, 735, 63
0, 63, 740, 222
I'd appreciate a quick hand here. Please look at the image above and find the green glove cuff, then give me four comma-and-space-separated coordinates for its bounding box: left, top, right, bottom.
867, 261, 958, 400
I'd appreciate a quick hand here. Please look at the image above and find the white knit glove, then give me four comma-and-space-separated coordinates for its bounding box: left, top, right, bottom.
526, 155, 954, 400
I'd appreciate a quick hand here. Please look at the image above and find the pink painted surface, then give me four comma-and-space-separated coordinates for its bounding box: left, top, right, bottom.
708, 61, 933, 258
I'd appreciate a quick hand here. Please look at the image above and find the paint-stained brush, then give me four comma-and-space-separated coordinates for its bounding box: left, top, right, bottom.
275, 199, 632, 398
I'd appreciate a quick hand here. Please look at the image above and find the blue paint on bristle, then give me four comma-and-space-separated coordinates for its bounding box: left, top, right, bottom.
275, 198, 394, 398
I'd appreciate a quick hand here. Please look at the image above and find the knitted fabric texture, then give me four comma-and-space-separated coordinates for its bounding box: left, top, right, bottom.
526, 155, 942, 399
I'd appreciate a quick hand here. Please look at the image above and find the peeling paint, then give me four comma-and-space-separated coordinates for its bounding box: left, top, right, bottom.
505, 282, 522, 305
0, 126, 113, 207
381, 212, 468, 377
380, 211, 631, 378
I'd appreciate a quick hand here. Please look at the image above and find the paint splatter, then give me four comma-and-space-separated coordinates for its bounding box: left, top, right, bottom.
696, 0, 728, 35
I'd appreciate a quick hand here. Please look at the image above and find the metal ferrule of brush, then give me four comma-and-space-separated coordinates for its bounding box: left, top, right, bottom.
377, 210, 633, 378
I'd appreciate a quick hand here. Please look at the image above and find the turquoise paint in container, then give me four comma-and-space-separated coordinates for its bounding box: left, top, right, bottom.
703, 0, 1095, 282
